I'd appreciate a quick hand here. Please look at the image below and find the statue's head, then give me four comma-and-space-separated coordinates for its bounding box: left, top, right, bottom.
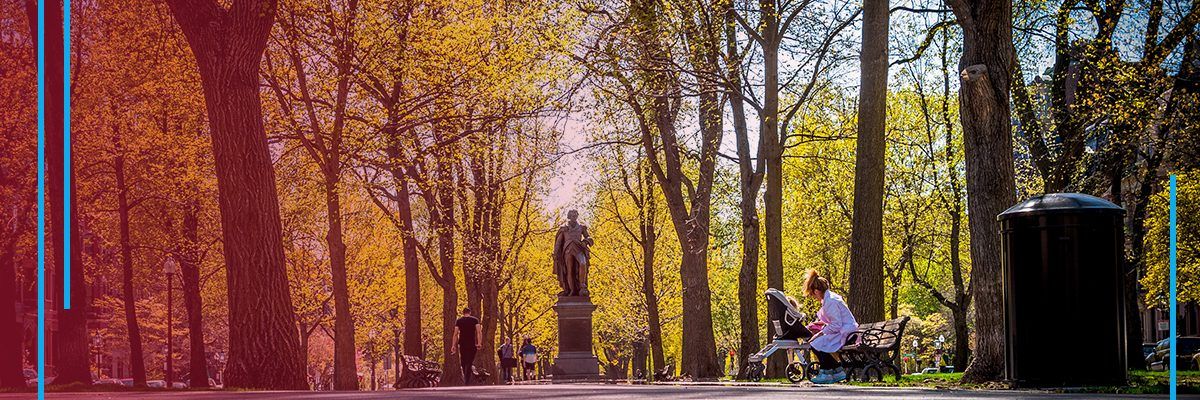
567, 209, 579, 222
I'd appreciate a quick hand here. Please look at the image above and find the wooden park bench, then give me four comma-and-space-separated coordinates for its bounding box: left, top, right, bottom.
398, 355, 442, 388
839, 316, 909, 382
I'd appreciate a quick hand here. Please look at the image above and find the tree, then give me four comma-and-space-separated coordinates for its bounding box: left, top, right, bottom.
262, 0, 361, 388
177, 198, 210, 388
944, 0, 1017, 383
592, 150, 668, 375
0, 0, 37, 388
1010, 0, 1200, 369
848, 0, 888, 324
721, 1, 760, 380
46, 0, 93, 384
638, 0, 723, 378
164, 0, 307, 389
729, 1, 859, 375
114, 142, 149, 387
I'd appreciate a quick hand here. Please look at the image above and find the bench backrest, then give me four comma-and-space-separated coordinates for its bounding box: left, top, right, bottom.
854, 316, 909, 350
401, 355, 440, 372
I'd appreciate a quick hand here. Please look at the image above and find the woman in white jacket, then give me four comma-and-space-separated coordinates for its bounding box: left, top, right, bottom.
803, 269, 858, 384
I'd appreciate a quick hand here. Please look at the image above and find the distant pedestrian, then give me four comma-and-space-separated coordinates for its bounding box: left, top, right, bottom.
498, 337, 517, 383
451, 307, 482, 385
520, 337, 538, 381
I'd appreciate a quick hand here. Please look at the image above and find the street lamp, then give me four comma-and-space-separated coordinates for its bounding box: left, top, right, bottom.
163, 256, 179, 387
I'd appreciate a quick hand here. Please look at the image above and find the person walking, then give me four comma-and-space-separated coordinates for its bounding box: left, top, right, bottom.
498, 337, 517, 383
519, 337, 538, 381
450, 307, 482, 385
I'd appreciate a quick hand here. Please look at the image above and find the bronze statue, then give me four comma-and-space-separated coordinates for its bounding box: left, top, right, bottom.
553, 210, 593, 296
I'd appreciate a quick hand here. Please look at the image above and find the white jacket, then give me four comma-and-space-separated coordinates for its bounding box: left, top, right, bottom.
810, 290, 859, 353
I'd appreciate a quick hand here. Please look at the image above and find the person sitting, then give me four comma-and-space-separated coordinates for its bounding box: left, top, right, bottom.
802, 269, 858, 384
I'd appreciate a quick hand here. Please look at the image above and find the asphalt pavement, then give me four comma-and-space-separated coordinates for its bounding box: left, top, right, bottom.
0, 383, 1190, 399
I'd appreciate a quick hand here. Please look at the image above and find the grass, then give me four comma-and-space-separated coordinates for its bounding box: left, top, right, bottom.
838, 369, 1200, 395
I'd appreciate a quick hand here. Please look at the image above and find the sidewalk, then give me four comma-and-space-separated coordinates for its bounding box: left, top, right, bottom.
1, 383, 1190, 399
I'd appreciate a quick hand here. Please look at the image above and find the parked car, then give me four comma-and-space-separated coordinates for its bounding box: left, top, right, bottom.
93, 378, 123, 386
146, 380, 167, 388
119, 378, 134, 387
1143, 342, 1159, 359
24, 368, 54, 387
1147, 337, 1200, 371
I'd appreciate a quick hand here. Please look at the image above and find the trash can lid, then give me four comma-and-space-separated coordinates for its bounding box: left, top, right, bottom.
998, 193, 1125, 220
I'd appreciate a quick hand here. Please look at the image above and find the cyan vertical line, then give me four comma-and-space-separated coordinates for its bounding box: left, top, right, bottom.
36, 0, 47, 398
64, 0, 72, 310
1169, 174, 1177, 400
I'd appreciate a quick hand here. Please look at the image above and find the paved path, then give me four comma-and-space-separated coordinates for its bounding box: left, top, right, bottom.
2, 384, 1189, 399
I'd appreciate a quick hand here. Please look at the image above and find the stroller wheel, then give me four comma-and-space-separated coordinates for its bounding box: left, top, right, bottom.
746, 362, 764, 382
785, 363, 805, 383
804, 362, 820, 381
860, 365, 884, 382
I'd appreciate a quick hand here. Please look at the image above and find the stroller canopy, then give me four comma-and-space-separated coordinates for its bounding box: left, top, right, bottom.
765, 288, 807, 339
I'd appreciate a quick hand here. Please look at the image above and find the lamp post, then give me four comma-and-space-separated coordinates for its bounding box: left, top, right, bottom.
164, 256, 178, 386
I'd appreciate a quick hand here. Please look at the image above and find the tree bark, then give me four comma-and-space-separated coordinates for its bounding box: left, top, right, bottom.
848, 0, 889, 324
115, 153, 147, 387
427, 147, 461, 386
47, 0, 91, 385
639, 164, 666, 374
165, 0, 307, 389
946, 0, 1018, 383
393, 172, 424, 358
325, 165, 357, 390
0, 5, 32, 380
0, 212, 28, 388
179, 199, 209, 388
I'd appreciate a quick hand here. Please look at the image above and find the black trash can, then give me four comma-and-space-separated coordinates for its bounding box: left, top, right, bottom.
999, 193, 1127, 387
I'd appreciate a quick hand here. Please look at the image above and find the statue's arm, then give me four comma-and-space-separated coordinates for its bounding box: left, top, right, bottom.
582, 225, 594, 246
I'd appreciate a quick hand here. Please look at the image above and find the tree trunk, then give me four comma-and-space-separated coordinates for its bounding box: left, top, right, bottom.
179, 199, 209, 388
758, 0, 787, 378
848, 0, 889, 324
946, 0, 1017, 383
394, 173, 423, 358
0, 222, 26, 388
115, 154, 148, 387
165, 0, 307, 389
949, 205, 971, 370
629, 0, 721, 379
640, 167, 666, 374
433, 154, 461, 386
325, 167, 357, 390
677, 74, 722, 380
48, 0, 91, 384
951, 306, 970, 370
678, 225, 720, 379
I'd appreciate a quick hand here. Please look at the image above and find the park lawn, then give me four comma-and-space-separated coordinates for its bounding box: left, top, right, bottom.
842, 370, 1200, 395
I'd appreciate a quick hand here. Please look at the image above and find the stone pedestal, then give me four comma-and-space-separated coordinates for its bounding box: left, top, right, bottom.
551, 296, 600, 381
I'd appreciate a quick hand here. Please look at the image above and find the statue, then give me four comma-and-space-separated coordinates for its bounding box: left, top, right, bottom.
553, 209, 594, 297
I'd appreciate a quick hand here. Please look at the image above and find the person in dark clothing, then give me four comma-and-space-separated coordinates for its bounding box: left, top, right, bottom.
451, 307, 482, 385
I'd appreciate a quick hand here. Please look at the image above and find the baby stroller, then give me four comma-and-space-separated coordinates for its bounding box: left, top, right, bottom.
745, 288, 819, 383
